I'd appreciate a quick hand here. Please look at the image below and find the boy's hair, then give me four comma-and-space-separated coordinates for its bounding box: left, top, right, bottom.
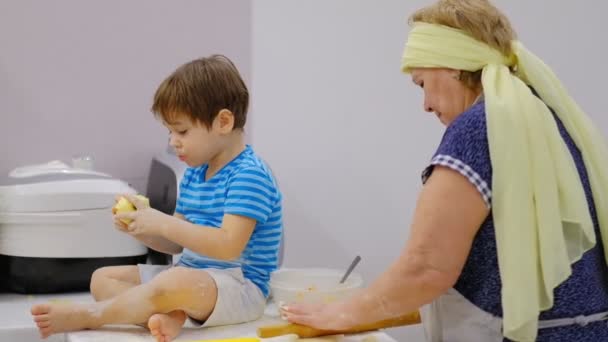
152, 55, 249, 129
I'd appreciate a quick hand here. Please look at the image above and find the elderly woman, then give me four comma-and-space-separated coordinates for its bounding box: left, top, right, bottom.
282, 0, 608, 341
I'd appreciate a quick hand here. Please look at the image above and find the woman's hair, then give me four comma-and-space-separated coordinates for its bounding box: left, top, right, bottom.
409, 0, 517, 89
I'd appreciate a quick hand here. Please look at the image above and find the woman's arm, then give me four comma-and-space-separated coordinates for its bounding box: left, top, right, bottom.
284, 166, 490, 328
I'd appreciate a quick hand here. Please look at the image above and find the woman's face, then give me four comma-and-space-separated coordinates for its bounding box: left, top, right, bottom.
411, 68, 481, 126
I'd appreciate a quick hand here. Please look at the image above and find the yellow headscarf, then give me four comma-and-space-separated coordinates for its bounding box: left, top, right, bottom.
402, 22, 608, 341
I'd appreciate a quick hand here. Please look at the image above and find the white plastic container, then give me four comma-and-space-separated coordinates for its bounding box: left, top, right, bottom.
269, 268, 363, 306
0, 160, 148, 293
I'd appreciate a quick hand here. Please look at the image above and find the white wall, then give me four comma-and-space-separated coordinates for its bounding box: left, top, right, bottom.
0, 0, 251, 192
252, 0, 434, 274
497, 1, 607, 120
251, 1, 434, 339
251, 1, 608, 340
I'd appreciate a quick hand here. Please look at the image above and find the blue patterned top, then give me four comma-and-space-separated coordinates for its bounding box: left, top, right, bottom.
422, 100, 608, 341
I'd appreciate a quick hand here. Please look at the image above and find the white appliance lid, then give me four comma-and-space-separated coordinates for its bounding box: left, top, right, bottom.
2, 160, 110, 185
0, 161, 134, 213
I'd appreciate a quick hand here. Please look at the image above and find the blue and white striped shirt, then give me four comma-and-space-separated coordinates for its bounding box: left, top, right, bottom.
174, 145, 283, 297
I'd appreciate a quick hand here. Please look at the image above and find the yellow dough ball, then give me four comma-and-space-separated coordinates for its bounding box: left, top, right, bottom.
112, 195, 149, 225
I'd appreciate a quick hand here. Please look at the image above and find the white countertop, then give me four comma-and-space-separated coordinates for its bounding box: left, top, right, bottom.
0, 292, 399, 342
0, 291, 92, 342
66, 318, 398, 342
67, 303, 399, 341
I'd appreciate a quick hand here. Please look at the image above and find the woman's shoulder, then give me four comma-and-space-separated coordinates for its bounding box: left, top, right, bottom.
424, 99, 493, 205
436, 100, 489, 159
446, 100, 487, 140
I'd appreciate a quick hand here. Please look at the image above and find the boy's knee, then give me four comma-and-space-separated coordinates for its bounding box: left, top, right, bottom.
90, 267, 112, 297
91, 267, 109, 285
149, 268, 185, 296
147, 267, 215, 311
147, 281, 188, 312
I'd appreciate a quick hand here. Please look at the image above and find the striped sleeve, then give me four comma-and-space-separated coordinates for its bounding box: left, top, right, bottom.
224, 167, 277, 223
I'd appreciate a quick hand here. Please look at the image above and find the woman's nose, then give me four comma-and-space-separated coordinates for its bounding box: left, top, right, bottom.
423, 96, 433, 112
424, 102, 433, 113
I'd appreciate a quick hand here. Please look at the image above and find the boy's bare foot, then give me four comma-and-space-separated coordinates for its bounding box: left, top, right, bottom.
148, 311, 187, 342
31, 303, 101, 338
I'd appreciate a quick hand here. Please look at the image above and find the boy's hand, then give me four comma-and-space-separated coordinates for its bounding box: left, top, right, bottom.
112, 195, 131, 233
113, 195, 169, 237
113, 217, 129, 232
112, 194, 148, 232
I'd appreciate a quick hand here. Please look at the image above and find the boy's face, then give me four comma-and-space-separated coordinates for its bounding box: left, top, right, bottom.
163, 113, 222, 167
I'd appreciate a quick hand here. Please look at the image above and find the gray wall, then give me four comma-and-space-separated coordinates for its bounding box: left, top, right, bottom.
0, 0, 252, 191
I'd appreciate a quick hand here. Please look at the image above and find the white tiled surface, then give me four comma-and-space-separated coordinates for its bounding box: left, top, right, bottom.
68, 304, 399, 341
0, 293, 399, 342
69, 324, 398, 342
0, 291, 93, 342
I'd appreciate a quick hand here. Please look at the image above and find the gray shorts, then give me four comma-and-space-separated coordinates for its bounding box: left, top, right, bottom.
138, 264, 266, 328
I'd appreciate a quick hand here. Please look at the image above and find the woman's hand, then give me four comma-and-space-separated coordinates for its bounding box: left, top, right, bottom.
280, 301, 363, 331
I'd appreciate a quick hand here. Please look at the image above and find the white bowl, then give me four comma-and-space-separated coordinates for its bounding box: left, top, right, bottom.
269, 268, 363, 306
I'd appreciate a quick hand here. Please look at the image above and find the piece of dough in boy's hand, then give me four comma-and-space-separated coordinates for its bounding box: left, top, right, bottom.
112, 195, 149, 225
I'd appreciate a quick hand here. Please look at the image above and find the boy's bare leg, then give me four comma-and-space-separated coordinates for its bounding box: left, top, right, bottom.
90, 265, 141, 301
31, 267, 217, 342
90, 265, 152, 329
89, 264, 186, 336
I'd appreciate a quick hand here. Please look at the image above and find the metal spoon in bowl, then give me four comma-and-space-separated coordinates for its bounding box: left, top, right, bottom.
340, 255, 362, 284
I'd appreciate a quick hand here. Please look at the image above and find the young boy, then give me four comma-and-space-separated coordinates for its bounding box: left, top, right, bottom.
31, 55, 283, 342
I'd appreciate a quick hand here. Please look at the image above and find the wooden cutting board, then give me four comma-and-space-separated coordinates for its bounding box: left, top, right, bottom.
257, 311, 421, 338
